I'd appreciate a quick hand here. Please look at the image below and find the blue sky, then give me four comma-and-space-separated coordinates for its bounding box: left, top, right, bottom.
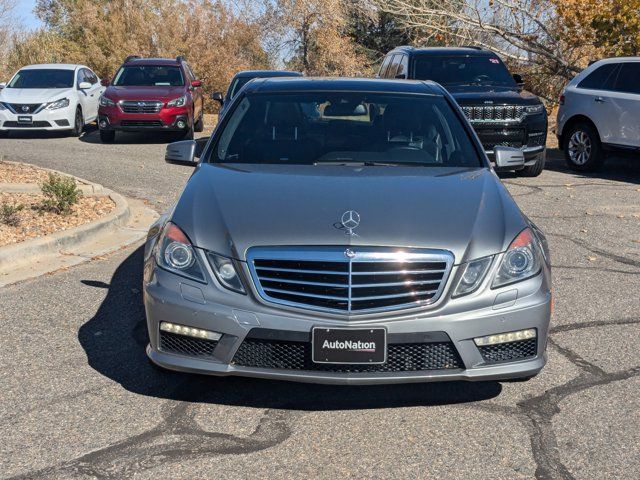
14, 0, 41, 29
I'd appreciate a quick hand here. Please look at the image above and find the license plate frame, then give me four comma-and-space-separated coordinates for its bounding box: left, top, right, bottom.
312, 327, 387, 364
17, 116, 33, 124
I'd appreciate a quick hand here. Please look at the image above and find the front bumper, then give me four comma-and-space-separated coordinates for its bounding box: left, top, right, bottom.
0, 106, 75, 131
98, 105, 190, 132
144, 259, 551, 385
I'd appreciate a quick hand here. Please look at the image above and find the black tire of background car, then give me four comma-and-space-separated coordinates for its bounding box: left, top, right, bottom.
564, 122, 604, 172
182, 117, 195, 140
99, 129, 116, 143
69, 107, 84, 137
194, 112, 204, 133
520, 152, 546, 177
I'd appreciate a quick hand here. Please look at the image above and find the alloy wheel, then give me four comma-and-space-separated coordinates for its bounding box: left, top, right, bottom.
568, 130, 592, 165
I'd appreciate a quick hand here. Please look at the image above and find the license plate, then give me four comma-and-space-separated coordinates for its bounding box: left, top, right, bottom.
17, 116, 33, 124
312, 327, 386, 364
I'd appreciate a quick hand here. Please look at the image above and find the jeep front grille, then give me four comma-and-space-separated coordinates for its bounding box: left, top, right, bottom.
119, 101, 163, 114
247, 247, 454, 315
461, 105, 525, 123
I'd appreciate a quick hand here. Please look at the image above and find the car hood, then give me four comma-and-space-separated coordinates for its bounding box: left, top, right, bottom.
171, 164, 527, 264
105, 85, 185, 101
0, 88, 74, 104
445, 86, 541, 106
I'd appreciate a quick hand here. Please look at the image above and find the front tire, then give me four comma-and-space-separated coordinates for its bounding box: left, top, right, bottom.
69, 107, 84, 137
564, 122, 604, 171
182, 118, 194, 140
99, 129, 116, 143
520, 152, 546, 177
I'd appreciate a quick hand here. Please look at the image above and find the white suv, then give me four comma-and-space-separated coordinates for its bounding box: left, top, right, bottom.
556, 57, 640, 171
0, 64, 104, 137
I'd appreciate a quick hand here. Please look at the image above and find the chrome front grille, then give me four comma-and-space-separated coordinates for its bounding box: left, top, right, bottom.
461, 105, 525, 123
247, 247, 454, 315
119, 101, 163, 113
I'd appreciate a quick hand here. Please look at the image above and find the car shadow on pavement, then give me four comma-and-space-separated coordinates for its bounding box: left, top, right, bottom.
79, 127, 184, 145
78, 246, 502, 411
543, 148, 640, 185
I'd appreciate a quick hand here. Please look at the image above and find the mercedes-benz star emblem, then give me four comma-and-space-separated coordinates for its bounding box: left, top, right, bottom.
340, 210, 360, 236
344, 249, 356, 259
21, 105, 30, 112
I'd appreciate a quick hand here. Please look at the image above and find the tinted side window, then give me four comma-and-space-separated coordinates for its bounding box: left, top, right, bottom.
613, 63, 640, 94
386, 55, 401, 78
378, 55, 392, 78
396, 55, 408, 78
577, 64, 618, 90
85, 69, 98, 84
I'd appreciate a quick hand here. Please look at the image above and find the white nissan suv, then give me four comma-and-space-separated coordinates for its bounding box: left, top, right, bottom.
556, 57, 640, 171
0, 64, 104, 137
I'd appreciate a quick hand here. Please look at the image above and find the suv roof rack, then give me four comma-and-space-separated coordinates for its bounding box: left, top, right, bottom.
176, 55, 185, 63
124, 55, 141, 63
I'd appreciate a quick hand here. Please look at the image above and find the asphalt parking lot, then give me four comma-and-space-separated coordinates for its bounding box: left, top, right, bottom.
1, 127, 639, 479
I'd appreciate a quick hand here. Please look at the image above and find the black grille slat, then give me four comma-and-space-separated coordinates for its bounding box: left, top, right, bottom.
8, 103, 42, 113
2, 121, 51, 128
159, 331, 219, 357
233, 338, 463, 372
478, 338, 537, 363
462, 105, 525, 123
250, 248, 452, 314
120, 120, 164, 127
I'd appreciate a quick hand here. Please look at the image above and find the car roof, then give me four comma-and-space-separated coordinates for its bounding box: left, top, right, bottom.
390, 46, 497, 57
589, 56, 640, 66
21, 64, 83, 71
234, 70, 302, 78
243, 77, 444, 95
124, 58, 181, 66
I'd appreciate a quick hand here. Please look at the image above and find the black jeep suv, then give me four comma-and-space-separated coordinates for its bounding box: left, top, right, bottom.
378, 46, 547, 176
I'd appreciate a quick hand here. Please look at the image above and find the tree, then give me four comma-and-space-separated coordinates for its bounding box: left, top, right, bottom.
265, 0, 366, 75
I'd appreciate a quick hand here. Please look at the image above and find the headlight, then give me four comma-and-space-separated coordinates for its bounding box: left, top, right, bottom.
207, 253, 245, 294
452, 256, 493, 297
167, 96, 186, 108
156, 222, 206, 282
99, 95, 116, 107
525, 104, 545, 115
492, 228, 542, 288
45, 98, 70, 110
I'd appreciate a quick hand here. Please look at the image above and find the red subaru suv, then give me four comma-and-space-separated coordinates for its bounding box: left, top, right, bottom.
98, 56, 204, 143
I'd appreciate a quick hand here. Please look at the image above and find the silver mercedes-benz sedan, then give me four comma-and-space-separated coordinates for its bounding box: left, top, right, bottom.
143, 77, 552, 384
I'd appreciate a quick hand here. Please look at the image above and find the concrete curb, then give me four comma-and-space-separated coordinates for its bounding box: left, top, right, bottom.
0, 190, 130, 271
0, 183, 104, 195
0, 159, 105, 193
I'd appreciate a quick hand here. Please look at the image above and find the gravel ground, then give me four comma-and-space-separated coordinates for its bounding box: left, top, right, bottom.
0, 127, 639, 479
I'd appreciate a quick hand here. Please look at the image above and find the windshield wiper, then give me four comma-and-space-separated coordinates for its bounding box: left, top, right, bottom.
314, 161, 428, 167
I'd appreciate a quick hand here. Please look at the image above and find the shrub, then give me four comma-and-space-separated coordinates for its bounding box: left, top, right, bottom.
40, 173, 81, 215
0, 202, 24, 227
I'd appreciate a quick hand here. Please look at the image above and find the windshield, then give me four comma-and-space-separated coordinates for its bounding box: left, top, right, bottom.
113, 66, 184, 86
413, 55, 516, 87
7, 69, 74, 89
209, 92, 482, 167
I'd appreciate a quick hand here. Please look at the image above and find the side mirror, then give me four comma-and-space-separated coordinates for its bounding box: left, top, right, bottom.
191, 80, 202, 88
0, 82, 5, 90
100, 78, 110, 87
165, 140, 198, 166
494, 146, 525, 171
512, 73, 524, 87
211, 91, 224, 107
78, 81, 92, 90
